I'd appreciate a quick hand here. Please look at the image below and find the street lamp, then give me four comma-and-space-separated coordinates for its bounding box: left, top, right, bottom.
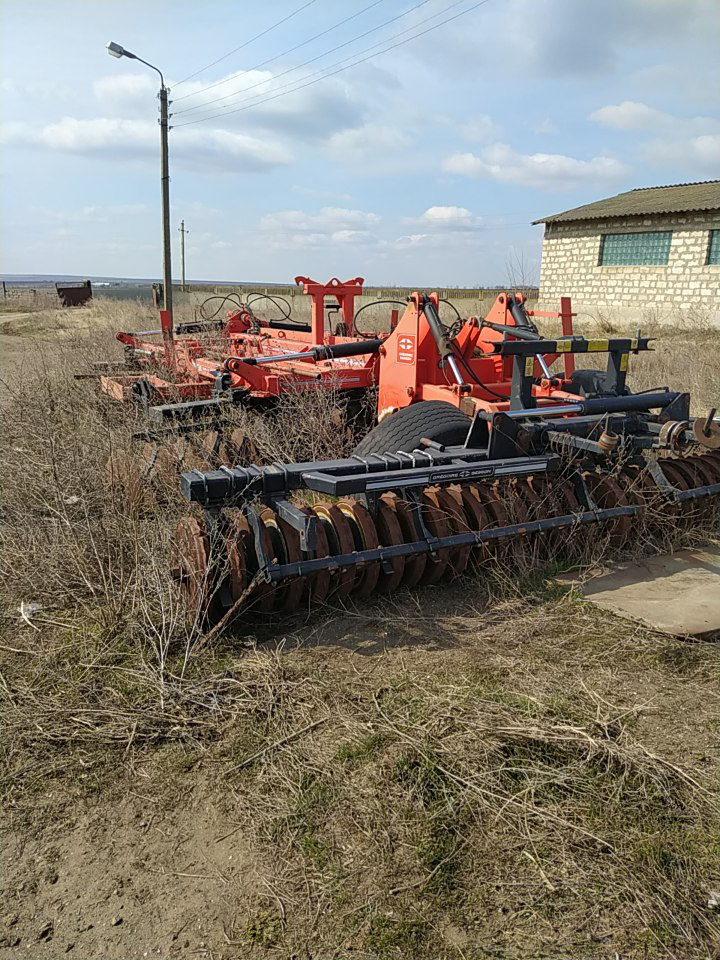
107, 41, 173, 328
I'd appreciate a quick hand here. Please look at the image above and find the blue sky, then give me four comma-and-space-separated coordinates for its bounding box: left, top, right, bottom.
1, 0, 718, 285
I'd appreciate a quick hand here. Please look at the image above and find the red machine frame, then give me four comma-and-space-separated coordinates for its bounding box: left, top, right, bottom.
101, 274, 595, 424
101, 276, 384, 405
375, 292, 578, 419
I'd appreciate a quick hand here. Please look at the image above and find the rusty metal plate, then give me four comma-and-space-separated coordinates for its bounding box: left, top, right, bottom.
560, 547, 720, 638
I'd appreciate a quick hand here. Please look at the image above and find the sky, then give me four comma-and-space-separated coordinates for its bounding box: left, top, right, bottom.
1, 0, 718, 286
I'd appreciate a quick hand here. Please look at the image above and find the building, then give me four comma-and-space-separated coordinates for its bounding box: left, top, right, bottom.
534, 180, 720, 322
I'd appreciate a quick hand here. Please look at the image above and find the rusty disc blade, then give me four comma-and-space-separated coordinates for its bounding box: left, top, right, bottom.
419, 487, 452, 584
374, 495, 406, 594
175, 515, 224, 625
435, 486, 472, 576
241, 508, 281, 614
261, 509, 305, 612
337, 498, 381, 598
455, 483, 492, 565
225, 513, 248, 602
312, 501, 358, 599
584, 472, 632, 549
391, 495, 427, 588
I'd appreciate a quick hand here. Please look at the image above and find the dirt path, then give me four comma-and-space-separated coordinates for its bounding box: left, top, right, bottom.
1, 776, 260, 959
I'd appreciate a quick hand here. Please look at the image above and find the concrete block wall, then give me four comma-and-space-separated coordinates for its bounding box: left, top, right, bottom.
538, 211, 720, 325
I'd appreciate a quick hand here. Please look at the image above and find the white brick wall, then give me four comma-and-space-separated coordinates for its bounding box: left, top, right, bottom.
538, 212, 720, 324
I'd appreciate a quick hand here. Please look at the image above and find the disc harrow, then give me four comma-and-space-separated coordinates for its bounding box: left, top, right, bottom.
170, 392, 720, 629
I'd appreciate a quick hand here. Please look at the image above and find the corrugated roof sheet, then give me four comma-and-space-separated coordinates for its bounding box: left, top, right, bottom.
533, 180, 720, 224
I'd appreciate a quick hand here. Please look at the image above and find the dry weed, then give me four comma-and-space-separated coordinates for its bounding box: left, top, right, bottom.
1, 299, 720, 958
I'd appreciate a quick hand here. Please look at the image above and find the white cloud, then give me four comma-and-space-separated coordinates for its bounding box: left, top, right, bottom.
327, 124, 412, 161
166, 69, 368, 140
644, 133, 720, 173
589, 102, 720, 175
291, 185, 353, 202
79, 203, 147, 221
410, 206, 486, 233
443, 143, 628, 190
529, 118, 557, 135
0, 117, 291, 173
0, 77, 73, 101
590, 100, 720, 136
87, 68, 371, 141
460, 115, 499, 142
330, 229, 375, 244
421, 206, 473, 225
28, 203, 148, 224
393, 234, 433, 248
589, 100, 669, 132
93, 73, 157, 107
260, 207, 379, 232
257, 206, 380, 248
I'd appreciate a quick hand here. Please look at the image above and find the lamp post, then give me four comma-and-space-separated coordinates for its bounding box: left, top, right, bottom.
107, 41, 173, 327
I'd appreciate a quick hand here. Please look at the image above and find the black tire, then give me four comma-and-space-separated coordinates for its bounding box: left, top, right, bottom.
354, 401, 471, 457
569, 368, 630, 398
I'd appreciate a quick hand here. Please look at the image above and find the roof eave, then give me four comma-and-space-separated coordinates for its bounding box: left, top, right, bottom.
535, 204, 720, 226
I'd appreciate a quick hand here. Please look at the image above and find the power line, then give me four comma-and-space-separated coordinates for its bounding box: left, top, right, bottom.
174, 0, 492, 128
174, 0, 387, 103
173, 0, 434, 117
175, 0, 467, 121
174, 0, 320, 88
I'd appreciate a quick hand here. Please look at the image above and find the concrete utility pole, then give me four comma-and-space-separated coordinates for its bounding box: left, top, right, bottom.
158, 82, 173, 317
107, 41, 173, 324
179, 219, 188, 290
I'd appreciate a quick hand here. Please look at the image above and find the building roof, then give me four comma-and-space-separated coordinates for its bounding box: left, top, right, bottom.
533, 180, 720, 224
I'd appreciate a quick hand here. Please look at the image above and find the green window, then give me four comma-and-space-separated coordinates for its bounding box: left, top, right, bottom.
599, 231, 672, 266
708, 230, 720, 265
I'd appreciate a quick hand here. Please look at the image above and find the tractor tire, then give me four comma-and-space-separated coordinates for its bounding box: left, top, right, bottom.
354, 401, 471, 457
569, 368, 630, 398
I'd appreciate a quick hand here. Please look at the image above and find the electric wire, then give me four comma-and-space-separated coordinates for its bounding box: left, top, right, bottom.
173, 0, 388, 103
174, 0, 476, 124
174, 0, 492, 127
174, 0, 320, 88
173, 0, 436, 116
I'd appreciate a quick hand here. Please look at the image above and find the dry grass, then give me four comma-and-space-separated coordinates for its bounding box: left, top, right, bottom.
1, 299, 720, 958
0, 288, 59, 313
535, 308, 720, 415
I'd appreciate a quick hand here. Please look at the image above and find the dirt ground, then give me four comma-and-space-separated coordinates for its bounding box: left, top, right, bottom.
3, 590, 720, 959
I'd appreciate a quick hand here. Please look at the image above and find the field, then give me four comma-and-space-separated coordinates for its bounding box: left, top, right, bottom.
1, 299, 720, 960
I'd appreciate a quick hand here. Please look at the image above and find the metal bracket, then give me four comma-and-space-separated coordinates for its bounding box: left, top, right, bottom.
463, 411, 490, 449
658, 392, 690, 424
404, 487, 440, 562
488, 412, 522, 459
646, 458, 681, 499
272, 498, 317, 551
247, 507, 272, 581
573, 472, 598, 511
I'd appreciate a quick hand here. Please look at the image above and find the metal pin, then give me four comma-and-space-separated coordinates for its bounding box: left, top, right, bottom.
704, 408, 717, 437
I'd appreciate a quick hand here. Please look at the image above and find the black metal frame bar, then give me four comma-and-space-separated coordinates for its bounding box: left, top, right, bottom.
492, 337, 653, 356
251, 506, 639, 582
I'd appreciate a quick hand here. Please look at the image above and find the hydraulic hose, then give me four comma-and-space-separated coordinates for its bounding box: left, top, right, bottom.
423, 299, 466, 386
237, 337, 386, 367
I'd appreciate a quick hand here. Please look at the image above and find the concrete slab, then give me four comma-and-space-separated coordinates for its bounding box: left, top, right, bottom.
560, 547, 720, 638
